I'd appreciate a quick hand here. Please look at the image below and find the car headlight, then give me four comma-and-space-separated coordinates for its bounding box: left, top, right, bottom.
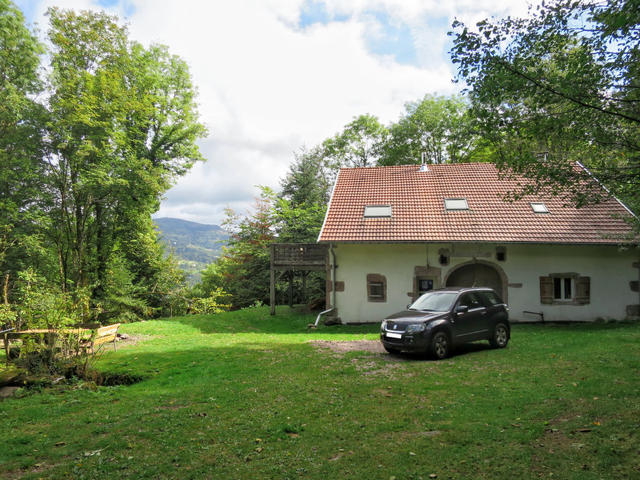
381, 320, 387, 331
405, 323, 426, 334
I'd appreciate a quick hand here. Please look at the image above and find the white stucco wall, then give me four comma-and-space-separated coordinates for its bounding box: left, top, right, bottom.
330, 243, 639, 323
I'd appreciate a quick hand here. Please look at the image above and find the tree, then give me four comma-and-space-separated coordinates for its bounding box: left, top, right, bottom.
322, 114, 389, 168
44, 8, 206, 313
0, 0, 50, 294
450, 0, 640, 212
280, 147, 331, 207
277, 148, 329, 243
379, 94, 482, 166
212, 188, 277, 308
200, 150, 331, 309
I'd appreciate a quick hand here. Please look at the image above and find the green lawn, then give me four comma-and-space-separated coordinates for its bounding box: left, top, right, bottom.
1, 307, 639, 479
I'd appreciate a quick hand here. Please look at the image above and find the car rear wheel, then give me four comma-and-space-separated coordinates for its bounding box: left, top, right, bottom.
490, 323, 509, 348
429, 331, 450, 360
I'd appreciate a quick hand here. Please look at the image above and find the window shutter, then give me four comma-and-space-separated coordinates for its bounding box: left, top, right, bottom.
575, 276, 590, 304
540, 276, 553, 304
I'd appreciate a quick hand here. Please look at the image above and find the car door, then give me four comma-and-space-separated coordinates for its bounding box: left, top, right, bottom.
476, 290, 508, 331
451, 292, 489, 343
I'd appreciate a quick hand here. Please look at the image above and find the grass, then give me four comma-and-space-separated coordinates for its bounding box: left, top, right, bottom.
1, 307, 639, 479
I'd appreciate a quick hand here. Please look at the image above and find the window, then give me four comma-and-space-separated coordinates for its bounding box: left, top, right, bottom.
531, 202, 549, 213
367, 274, 387, 302
553, 277, 573, 300
478, 291, 503, 306
364, 205, 392, 218
410, 291, 457, 312
369, 282, 384, 297
444, 198, 469, 210
540, 274, 590, 305
438, 248, 450, 266
457, 293, 483, 310
417, 278, 434, 295
496, 246, 506, 262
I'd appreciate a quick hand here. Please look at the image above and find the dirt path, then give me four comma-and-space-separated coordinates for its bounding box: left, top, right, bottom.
309, 339, 386, 354
116, 333, 151, 348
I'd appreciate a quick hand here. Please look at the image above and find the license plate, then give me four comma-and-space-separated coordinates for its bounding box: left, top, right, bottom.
385, 332, 402, 339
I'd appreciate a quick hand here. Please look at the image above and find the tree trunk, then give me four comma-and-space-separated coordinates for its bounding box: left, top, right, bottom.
94, 203, 107, 299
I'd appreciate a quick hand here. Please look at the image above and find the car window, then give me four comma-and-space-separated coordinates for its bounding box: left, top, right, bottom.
457, 293, 483, 310
410, 292, 458, 312
478, 291, 503, 306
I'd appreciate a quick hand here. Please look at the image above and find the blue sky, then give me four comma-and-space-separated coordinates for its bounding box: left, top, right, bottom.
15, 0, 39, 22
14, 0, 536, 225
297, 1, 432, 66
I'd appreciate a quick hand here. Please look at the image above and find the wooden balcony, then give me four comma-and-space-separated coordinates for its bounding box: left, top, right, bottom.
270, 243, 329, 315
270, 243, 328, 271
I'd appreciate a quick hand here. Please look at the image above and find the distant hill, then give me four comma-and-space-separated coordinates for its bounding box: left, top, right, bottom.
154, 217, 229, 283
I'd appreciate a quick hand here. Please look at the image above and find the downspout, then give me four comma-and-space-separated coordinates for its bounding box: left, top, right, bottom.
308, 244, 337, 329
331, 243, 337, 310
313, 169, 340, 329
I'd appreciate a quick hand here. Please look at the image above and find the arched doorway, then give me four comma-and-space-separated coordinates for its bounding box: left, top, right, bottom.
444, 261, 507, 302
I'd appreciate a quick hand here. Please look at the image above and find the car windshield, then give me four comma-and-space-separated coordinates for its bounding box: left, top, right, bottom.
409, 292, 458, 312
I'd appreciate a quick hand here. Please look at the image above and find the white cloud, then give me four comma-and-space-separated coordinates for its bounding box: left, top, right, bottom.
20, 0, 538, 225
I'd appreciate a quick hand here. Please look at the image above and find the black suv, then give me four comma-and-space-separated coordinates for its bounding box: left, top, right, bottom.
380, 287, 510, 359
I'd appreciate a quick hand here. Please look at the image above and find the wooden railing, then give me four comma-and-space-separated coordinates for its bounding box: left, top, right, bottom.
271, 243, 328, 270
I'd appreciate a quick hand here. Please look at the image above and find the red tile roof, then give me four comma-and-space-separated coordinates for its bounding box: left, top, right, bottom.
317, 163, 636, 244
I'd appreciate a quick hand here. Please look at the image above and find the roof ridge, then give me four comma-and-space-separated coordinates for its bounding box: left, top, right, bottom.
340, 162, 496, 171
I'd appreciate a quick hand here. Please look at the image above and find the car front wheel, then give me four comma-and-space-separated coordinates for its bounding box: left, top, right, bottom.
490, 323, 509, 348
383, 344, 400, 354
429, 331, 450, 360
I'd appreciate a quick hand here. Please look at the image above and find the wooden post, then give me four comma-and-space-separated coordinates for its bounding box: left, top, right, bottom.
288, 271, 294, 307
3, 333, 9, 366
270, 244, 276, 315
302, 272, 307, 305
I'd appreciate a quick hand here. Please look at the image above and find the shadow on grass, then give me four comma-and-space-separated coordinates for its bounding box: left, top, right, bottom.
385, 340, 494, 362
512, 321, 640, 333
171, 306, 380, 336
159, 308, 639, 343
452, 341, 494, 357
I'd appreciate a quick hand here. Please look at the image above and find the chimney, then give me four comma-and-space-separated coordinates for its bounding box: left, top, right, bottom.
419, 152, 429, 172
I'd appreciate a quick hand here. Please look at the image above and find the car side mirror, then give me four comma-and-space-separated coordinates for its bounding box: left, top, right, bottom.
455, 305, 469, 315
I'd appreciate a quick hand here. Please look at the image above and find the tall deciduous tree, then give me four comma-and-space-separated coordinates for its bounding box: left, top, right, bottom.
379, 94, 482, 166
0, 0, 49, 291
44, 8, 206, 309
450, 0, 640, 212
322, 114, 389, 168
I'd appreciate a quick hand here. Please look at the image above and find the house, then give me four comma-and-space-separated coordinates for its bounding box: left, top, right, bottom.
317, 163, 639, 323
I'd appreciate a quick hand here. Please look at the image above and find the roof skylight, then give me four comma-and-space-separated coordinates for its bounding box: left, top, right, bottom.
531, 202, 549, 213
444, 198, 469, 211
364, 205, 392, 218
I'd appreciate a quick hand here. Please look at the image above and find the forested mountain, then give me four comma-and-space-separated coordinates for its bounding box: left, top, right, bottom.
154, 218, 228, 283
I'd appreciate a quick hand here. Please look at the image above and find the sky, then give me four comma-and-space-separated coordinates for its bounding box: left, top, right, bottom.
16, 0, 538, 225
